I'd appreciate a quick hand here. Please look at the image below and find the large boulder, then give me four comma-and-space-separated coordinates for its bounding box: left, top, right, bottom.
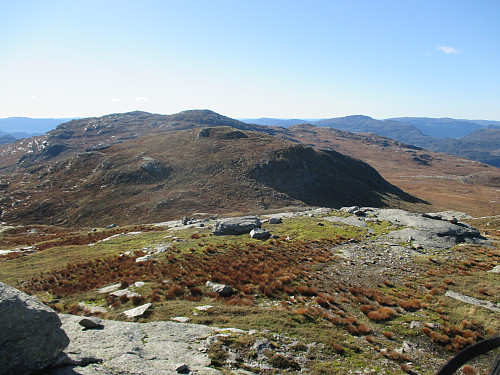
250, 228, 271, 239
206, 281, 233, 296
0, 282, 70, 375
212, 216, 261, 236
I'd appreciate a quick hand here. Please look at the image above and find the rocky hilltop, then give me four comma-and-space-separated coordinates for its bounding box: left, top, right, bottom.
0, 114, 421, 226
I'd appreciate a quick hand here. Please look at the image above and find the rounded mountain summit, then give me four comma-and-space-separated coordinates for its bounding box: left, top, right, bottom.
0, 110, 422, 226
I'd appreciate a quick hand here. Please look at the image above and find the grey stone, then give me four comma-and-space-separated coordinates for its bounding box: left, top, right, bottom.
340, 206, 360, 214
176, 363, 190, 373
79, 317, 102, 329
181, 216, 190, 225
250, 228, 271, 239
110, 288, 140, 298
135, 254, 153, 262
445, 291, 500, 313
0, 282, 70, 374
212, 216, 261, 236
47, 314, 223, 374
489, 265, 500, 273
206, 281, 233, 296
122, 303, 152, 318
269, 217, 282, 224
97, 282, 121, 294
140, 157, 164, 173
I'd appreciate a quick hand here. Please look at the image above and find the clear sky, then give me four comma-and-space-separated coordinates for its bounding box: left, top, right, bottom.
1, 0, 499, 120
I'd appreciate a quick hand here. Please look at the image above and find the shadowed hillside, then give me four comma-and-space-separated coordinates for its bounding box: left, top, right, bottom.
0, 127, 420, 226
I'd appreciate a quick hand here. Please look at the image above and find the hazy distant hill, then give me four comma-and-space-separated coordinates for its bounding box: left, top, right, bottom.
0, 135, 16, 145
389, 117, 484, 138
314, 115, 431, 145
243, 118, 314, 127
248, 115, 500, 168
429, 128, 500, 167
0, 117, 78, 135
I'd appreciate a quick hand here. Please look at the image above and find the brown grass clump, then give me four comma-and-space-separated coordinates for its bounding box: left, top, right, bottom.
398, 299, 421, 312
360, 304, 376, 315
345, 324, 360, 336
357, 323, 372, 335
461, 365, 478, 375
367, 306, 397, 321
329, 342, 346, 355
383, 331, 394, 339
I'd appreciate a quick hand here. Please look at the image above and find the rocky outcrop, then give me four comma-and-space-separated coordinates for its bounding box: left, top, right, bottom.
45, 314, 222, 375
212, 216, 261, 236
0, 282, 70, 375
329, 207, 484, 250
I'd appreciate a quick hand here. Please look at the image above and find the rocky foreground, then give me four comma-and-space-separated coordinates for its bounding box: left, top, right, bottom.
1, 206, 498, 374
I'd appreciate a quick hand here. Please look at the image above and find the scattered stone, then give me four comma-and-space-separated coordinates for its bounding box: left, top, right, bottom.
410, 321, 423, 329
79, 317, 102, 329
250, 228, 271, 239
489, 265, 500, 273
0, 282, 70, 374
140, 157, 164, 173
251, 338, 272, 353
176, 363, 190, 373
98, 282, 122, 294
136, 254, 153, 262
316, 222, 324, 226
206, 281, 233, 296
172, 317, 191, 323
445, 291, 500, 313
341, 206, 360, 214
110, 289, 140, 298
401, 341, 417, 354
134, 281, 145, 288
181, 216, 190, 225
269, 217, 282, 224
122, 303, 153, 318
212, 216, 261, 235
195, 305, 213, 312
106, 224, 117, 229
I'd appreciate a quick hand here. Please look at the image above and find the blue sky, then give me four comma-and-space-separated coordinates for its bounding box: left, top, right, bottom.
1, 0, 499, 120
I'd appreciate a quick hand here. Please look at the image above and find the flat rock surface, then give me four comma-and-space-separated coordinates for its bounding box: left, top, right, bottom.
45, 314, 223, 375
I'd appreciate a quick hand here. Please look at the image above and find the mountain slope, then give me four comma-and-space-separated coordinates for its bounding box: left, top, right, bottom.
430, 128, 500, 168
0, 126, 417, 226
279, 124, 500, 216
0, 110, 259, 171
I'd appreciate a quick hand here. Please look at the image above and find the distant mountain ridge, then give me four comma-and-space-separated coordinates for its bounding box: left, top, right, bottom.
245, 115, 500, 167
2, 112, 499, 167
